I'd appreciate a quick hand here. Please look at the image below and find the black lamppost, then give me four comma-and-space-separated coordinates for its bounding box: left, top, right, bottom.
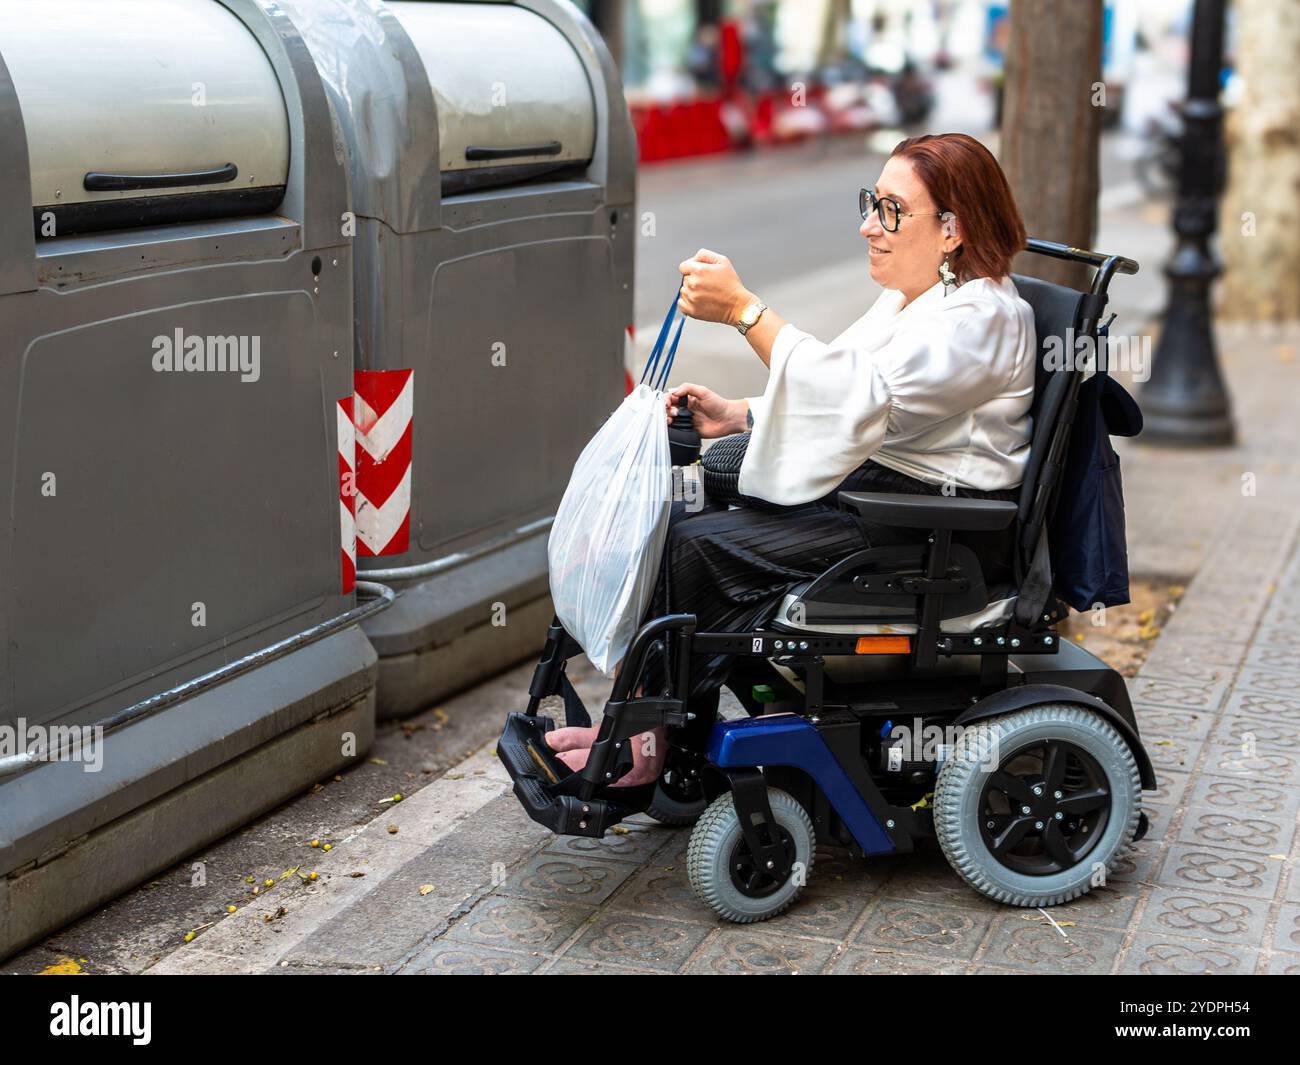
1138, 0, 1235, 446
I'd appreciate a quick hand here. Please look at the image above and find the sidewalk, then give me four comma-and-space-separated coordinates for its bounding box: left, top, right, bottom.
20, 317, 1290, 977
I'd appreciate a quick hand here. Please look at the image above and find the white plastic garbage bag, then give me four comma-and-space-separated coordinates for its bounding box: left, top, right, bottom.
548, 383, 673, 676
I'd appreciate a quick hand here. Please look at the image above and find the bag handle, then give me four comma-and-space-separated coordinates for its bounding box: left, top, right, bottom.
639, 284, 686, 393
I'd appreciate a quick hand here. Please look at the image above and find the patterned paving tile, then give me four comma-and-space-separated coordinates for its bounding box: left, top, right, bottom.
542, 958, 665, 975
685, 928, 838, 975
828, 947, 965, 975
1212, 713, 1300, 753
495, 852, 641, 906
1155, 843, 1285, 901
1270, 904, 1300, 955
603, 863, 715, 924
1176, 804, 1296, 855
442, 896, 594, 954
1136, 888, 1270, 945
1265, 952, 1300, 975
1118, 934, 1258, 975
1223, 687, 1300, 723
1145, 735, 1204, 775
1234, 668, 1300, 698
1144, 765, 1191, 809
980, 916, 1124, 974
1132, 706, 1215, 742
1126, 676, 1231, 715
563, 913, 712, 972
403, 942, 545, 975
1035, 885, 1141, 930
543, 824, 673, 865
1198, 743, 1298, 782
852, 898, 994, 961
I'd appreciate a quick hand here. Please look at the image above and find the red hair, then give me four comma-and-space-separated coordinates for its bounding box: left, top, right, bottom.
890, 133, 1026, 283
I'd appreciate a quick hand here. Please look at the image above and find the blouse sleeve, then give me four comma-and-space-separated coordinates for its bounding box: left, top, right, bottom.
736, 298, 1022, 506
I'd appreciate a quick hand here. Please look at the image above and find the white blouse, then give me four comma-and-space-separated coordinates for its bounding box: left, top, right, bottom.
737, 275, 1036, 505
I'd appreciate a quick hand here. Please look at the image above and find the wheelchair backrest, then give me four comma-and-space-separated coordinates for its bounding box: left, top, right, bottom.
1010, 273, 1087, 515
1010, 272, 1087, 559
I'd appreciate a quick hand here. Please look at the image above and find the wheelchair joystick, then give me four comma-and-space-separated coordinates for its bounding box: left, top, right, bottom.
668, 396, 701, 466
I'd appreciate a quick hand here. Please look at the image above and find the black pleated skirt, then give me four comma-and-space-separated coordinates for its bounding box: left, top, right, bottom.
637, 458, 1020, 701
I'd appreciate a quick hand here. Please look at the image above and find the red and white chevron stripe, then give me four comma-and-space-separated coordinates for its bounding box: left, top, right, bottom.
352, 369, 413, 557
338, 395, 356, 593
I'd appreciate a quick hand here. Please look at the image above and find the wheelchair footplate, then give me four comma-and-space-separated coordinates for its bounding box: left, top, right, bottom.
497, 712, 655, 839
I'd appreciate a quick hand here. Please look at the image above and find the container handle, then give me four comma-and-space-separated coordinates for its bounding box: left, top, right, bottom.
83, 163, 239, 192
464, 141, 562, 161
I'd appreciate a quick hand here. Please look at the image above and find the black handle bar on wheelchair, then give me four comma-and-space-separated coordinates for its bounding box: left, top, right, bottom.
1024, 237, 1139, 277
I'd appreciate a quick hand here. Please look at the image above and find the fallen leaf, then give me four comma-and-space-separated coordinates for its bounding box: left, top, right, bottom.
368, 757, 388, 766
418, 884, 436, 896
37, 957, 87, 976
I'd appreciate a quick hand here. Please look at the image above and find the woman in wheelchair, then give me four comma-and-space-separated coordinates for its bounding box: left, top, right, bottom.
504, 132, 1154, 921
546, 133, 1036, 784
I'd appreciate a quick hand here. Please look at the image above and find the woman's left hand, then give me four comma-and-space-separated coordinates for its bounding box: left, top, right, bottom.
678, 249, 755, 326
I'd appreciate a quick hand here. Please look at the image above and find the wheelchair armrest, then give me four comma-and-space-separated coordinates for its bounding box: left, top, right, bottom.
837, 491, 1019, 532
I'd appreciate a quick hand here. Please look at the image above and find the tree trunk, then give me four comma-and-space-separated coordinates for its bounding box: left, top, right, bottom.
817, 0, 852, 69
589, 0, 625, 72
1218, 0, 1300, 321
999, 0, 1103, 290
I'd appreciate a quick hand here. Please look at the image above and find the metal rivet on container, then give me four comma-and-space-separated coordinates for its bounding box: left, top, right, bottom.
1010, 638, 1021, 647
972, 636, 983, 646
799, 640, 809, 650
996, 637, 1006, 645
774, 640, 784, 649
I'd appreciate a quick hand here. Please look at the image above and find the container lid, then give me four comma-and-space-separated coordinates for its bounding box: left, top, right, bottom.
386, 1, 595, 177
2, 0, 290, 210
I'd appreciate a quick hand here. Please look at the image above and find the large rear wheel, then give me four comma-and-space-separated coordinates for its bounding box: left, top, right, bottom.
933, 703, 1142, 907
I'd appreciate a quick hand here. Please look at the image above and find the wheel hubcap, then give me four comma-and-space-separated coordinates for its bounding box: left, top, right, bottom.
977, 739, 1111, 876
728, 825, 796, 898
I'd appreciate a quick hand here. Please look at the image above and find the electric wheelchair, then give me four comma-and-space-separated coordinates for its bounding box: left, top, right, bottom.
498, 239, 1156, 923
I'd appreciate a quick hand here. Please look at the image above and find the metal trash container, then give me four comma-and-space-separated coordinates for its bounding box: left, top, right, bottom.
280, 0, 636, 717
0, 0, 374, 958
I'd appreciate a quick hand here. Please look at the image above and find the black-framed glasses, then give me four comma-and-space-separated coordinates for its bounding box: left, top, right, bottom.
859, 187, 945, 232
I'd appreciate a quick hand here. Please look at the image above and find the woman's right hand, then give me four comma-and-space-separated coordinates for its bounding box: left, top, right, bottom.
664, 383, 746, 439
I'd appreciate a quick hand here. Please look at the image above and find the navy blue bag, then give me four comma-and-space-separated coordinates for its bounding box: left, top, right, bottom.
1048, 337, 1143, 611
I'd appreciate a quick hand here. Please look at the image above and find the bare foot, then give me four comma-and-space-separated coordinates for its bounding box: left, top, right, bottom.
544, 725, 600, 753
610, 726, 667, 787
553, 726, 666, 787
556, 748, 589, 773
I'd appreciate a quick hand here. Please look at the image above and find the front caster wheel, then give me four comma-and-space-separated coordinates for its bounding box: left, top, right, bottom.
933, 703, 1142, 908
686, 787, 814, 923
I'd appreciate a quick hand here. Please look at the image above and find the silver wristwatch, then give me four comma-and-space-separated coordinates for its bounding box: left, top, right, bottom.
736, 300, 767, 336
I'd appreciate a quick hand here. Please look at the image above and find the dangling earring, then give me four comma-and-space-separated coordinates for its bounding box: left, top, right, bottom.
938, 257, 956, 296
